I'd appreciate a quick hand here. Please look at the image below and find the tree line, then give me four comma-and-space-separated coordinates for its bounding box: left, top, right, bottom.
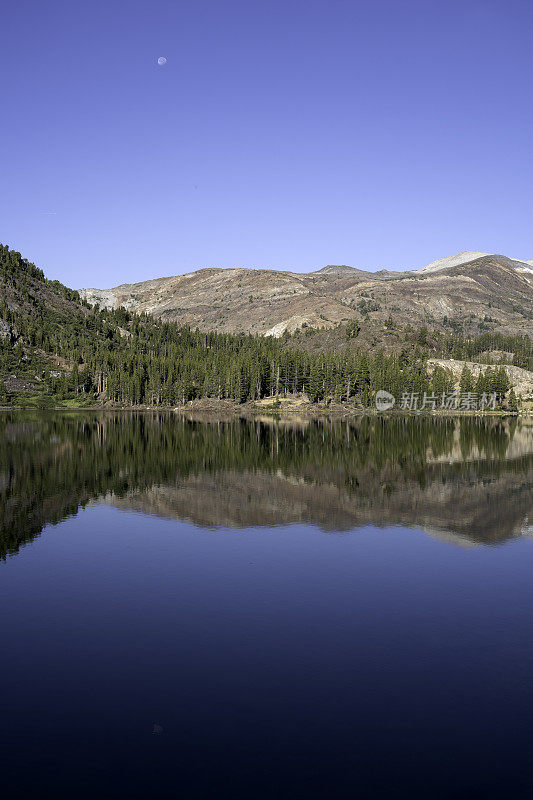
0, 244, 530, 408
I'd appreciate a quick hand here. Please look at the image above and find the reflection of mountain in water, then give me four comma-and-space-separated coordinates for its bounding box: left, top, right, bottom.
1, 413, 532, 557
108, 464, 533, 546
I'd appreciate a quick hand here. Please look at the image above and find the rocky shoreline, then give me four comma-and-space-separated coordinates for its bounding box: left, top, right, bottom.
2, 397, 527, 419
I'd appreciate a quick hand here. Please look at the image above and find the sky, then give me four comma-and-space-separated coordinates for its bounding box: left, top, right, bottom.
2, 0, 533, 288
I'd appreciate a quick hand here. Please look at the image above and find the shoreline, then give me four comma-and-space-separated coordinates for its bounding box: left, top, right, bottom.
0, 398, 528, 419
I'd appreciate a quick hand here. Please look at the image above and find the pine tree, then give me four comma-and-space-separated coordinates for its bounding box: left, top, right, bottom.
507, 388, 518, 412
460, 365, 474, 393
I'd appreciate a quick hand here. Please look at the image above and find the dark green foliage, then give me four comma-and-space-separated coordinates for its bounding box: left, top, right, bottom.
1, 246, 530, 408
434, 329, 532, 371
357, 298, 381, 314
345, 320, 361, 339
460, 365, 475, 393
431, 366, 454, 396
416, 325, 429, 346
0, 245, 436, 407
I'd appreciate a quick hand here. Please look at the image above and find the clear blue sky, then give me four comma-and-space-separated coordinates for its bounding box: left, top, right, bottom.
3, 0, 533, 288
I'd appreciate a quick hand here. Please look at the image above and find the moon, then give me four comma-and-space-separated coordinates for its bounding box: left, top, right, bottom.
157, 56, 167, 66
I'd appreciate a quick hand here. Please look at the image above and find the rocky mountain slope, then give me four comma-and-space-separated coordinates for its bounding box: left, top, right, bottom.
81, 252, 533, 338
2, 244, 530, 408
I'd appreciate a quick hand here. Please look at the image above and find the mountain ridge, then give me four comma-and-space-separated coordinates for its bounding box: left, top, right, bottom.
1, 243, 531, 409
80, 251, 533, 338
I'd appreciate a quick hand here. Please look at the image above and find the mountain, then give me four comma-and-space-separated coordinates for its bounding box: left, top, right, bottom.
418, 250, 490, 273
81, 252, 533, 338
419, 250, 533, 275
1, 243, 531, 409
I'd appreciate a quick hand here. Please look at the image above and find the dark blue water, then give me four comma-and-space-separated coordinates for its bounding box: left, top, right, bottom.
1, 413, 532, 798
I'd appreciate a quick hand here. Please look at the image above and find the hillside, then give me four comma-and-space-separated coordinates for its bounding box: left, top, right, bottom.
0, 245, 442, 409
81, 252, 533, 338
1, 244, 531, 410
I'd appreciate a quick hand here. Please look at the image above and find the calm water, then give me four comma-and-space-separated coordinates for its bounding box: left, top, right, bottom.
1, 412, 533, 798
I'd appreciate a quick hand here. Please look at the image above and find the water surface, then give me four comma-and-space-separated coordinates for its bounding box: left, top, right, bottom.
1, 413, 532, 798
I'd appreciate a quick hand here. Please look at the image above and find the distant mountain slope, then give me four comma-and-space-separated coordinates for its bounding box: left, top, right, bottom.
419, 250, 490, 273
2, 244, 531, 409
81, 252, 533, 338
419, 250, 533, 276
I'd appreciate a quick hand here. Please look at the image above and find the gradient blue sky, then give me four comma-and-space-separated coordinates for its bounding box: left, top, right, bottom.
2, 0, 533, 288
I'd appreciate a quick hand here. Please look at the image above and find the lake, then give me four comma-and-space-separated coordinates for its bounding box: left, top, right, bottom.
1, 412, 533, 798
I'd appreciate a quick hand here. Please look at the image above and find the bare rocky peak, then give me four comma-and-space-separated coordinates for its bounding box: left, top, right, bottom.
419, 250, 490, 273
314, 265, 366, 276
418, 250, 533, 275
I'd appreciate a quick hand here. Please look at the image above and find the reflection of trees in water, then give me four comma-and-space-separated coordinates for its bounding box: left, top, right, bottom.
0, 412, 530, 558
